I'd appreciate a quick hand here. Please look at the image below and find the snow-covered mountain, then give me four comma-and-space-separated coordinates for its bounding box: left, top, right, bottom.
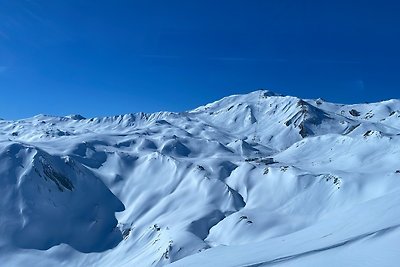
1, 90, 400, 267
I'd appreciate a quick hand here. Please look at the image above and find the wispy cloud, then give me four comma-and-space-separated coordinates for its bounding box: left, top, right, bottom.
354, 79, 365, 91
140, 54, 183, 59
209, 57, 288, 63
21, 3, 45, 23
139, 54, 362, 65
139, 54, 289, 63
0, 30, 9, 40
308, 59, 361, 65
209, 57, 360, 65
0, 66, 8, 73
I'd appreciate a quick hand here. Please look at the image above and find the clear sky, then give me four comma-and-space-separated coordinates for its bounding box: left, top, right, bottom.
1, 0, 400, 119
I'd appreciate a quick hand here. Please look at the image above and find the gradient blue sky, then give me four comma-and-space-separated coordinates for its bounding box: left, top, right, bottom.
1, 0, 400, 119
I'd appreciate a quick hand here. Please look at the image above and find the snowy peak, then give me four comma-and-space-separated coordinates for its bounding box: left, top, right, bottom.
66, 114, 86, 120
189, 90, 399, 147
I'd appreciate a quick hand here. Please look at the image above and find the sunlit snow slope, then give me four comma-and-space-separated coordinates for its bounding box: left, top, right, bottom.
1, 90, 400, 267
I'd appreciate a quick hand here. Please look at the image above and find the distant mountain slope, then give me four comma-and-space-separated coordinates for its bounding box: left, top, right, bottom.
0, 90, 399, 267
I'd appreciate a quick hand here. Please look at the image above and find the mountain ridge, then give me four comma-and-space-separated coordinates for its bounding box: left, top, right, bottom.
4, 89, 400, 122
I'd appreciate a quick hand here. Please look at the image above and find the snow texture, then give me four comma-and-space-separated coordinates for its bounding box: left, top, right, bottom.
1, 90, 400, 266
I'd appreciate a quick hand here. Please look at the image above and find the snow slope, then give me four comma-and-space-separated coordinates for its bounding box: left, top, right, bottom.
1, 90, 400, 266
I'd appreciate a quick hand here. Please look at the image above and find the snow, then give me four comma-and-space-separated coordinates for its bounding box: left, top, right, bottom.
0, 90, 400, 266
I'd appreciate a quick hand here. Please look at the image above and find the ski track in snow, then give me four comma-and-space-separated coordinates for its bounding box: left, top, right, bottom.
243, 224, 400, 267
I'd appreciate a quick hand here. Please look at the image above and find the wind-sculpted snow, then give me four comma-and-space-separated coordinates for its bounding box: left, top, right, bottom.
0, 90, 400, 266
0, 142, 124, 253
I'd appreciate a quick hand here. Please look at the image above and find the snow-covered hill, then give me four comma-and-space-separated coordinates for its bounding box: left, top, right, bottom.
1, 90, 400, 266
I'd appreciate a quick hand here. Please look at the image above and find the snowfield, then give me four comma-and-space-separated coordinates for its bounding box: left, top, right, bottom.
1, 90, 400, 266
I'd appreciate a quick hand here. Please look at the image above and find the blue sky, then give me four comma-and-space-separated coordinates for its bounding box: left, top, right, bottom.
1, 0, 400, 119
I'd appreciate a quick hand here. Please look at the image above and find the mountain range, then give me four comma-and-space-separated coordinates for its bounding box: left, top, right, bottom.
1, 90, 400, 266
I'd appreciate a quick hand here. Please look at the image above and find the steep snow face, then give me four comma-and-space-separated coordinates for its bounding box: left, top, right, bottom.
0, 142, 124, 253
0, 90, 400, 267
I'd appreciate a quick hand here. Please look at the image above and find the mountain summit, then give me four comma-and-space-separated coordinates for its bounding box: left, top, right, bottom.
1, 90, 400, 266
